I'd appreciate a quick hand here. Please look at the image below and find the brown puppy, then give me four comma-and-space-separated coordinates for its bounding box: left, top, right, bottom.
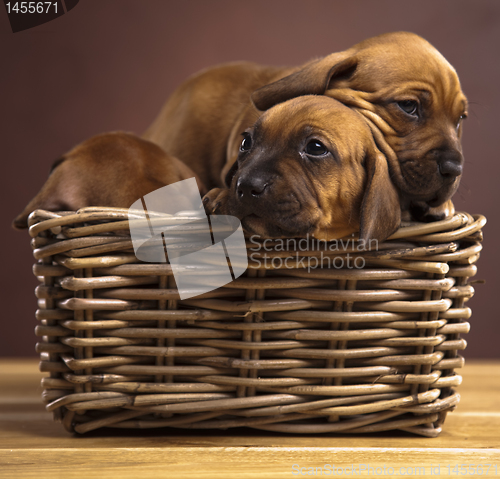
14, 31, 464, 229
13, 132, 205, 229
251, 32, 468, 221
144, 31, 466, 222
204, 95, 400, 243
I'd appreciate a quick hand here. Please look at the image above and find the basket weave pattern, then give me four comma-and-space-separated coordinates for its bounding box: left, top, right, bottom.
30, 208, 485, 436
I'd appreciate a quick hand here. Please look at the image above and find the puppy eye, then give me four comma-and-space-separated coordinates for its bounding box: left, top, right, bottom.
456, 112, 467, 129
240, 134, 252, 152
397, 100, 419, 117
305, 140, 328, 156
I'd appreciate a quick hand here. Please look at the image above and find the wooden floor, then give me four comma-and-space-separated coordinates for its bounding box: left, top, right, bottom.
0, 359, 499, 478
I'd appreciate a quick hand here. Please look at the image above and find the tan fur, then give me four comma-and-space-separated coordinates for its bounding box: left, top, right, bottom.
251, 32, 467, 220
204, 96, 400, 242
14, 31, 464, 232
13, 132, 204, 229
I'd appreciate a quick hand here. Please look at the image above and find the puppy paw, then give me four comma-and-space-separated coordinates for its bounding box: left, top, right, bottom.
409, 200, 455, 222
202, 188, 231, 215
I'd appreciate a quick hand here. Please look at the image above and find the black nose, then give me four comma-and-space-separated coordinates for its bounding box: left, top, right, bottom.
437, 150, 463, 179
236, 176, 268, 198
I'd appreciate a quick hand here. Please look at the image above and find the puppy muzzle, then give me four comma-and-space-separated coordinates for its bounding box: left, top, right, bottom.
230, 173, 317, 238
436, 148, 464, 180
236, 175, 269, 200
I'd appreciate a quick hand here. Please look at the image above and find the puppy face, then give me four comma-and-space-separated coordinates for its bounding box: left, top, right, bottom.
219, 96, 400, 242
252, 32, 467, 220
328, 33, 467, 209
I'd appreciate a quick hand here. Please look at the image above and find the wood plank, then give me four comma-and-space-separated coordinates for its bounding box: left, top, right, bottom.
0, 359, 499, 478
1, 447, 499, 479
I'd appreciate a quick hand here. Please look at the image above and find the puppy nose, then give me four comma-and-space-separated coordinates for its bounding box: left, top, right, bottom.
237, 176, 268, 198
437, 150, 463, 179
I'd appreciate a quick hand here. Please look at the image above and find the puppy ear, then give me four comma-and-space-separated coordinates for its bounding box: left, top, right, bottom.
252, 52, 357, 111
221, 160, 240, 188
359, 149, 401, 243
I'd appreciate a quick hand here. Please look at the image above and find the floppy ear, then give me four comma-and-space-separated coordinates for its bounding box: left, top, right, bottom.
221, 160, 240, 188
251, 52, 357, 111
359, 149, 401, 243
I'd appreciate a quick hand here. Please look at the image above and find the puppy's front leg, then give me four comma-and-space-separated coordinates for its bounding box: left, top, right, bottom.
202, 188, 231, 215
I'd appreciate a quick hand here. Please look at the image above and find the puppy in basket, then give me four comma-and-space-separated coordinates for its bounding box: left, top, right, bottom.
13, 31, 466, 241
203, 95, 399, 242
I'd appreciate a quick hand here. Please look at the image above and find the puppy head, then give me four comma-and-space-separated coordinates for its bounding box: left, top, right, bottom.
12, 132, 204, 229
223, 95, 400, 243
252, 32, 467, 219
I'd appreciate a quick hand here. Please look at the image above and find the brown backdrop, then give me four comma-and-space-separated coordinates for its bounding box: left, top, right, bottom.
1, 0, 499, 357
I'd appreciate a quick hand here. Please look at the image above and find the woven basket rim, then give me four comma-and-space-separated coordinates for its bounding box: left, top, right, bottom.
27, 207, 486, 240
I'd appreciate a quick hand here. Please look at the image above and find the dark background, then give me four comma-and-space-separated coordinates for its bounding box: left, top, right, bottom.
1, 0, 498, 357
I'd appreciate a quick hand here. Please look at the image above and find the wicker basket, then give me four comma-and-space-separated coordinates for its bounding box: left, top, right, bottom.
29, 207, 486, 436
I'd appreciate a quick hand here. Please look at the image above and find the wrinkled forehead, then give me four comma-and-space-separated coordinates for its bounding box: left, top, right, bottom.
254, 96, 373, 159
259, 96, 369, 137
354, 38, 462, 91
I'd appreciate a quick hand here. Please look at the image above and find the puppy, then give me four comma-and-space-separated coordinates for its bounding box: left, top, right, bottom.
250, 31, 468, 221
12, 132, 205, 229
14, 31, 464, 230
143, 31, 466, 222
204, 95, 400, 243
